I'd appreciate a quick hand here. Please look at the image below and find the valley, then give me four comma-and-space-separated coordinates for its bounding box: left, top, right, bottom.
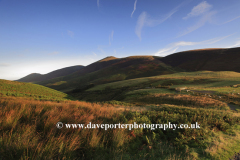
1, 57, 240, 159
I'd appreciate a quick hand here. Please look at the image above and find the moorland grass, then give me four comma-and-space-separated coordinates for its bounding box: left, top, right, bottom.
2, 71, 240, 159
0, 79, 73, 101
0, 97, 192, 160
87, 71, 240, 92
1, 96, 240, 159
125, 93, 229, 110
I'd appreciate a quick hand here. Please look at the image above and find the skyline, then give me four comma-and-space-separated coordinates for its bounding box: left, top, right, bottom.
1, 0, 240, 80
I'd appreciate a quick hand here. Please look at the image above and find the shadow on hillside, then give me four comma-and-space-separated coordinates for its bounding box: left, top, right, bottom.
64, 94, 77, 101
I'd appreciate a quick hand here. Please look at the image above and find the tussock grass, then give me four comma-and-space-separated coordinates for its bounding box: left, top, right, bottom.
0, 97, 124, 159
1, 96, 240, 159
128, 93, 229, 110
0, 96, 195, 160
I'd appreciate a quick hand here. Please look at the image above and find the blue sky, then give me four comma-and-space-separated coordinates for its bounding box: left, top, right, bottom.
0, 0, 240, 80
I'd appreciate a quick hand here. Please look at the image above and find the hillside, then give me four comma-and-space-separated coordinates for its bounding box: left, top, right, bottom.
65, 56, 120, 79
3, 64, 240, 160
2, 71, 240, 160
18, 65, 84, 82
18, 47, 240, 93
161, 47, 240, 72
74, 70, 240, 103
38, 56, 179, 92
0, 79, 73, 101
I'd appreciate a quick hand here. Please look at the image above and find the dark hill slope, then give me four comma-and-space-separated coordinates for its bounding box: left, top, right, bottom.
65, 56, 120, 80
161, 47, 240, 72
39, 56, 178, 91
17, 73, 42, 82
18, 65, 84, 82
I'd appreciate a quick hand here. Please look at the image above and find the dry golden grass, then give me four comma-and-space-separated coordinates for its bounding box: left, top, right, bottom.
98, 56, 118, 62
0, 96, 197, 159
134, 93, 229, 110
1, 96, 239, 159
0, 96, 133, 159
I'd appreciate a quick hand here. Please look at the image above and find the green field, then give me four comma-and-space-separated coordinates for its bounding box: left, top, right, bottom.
88, 71, 240, 91
0, 79, 73, 101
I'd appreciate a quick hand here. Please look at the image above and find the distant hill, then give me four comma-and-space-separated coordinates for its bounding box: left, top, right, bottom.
65, 56, 120, 80
21, 47, 240, 93
38, 56, 179, 91
18, 65, 84, 82
161, 47, 240, 72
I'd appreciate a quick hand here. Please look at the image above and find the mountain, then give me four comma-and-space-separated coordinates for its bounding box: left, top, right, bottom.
18, 65, 84, 82
17, 73, 43, 82
65, 56, 120, 79
37, 56, 179, 91
161, 47, 240, 72
19, 47, 240, 93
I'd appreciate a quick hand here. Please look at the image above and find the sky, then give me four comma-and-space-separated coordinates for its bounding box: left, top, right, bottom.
0, 0, 240, 80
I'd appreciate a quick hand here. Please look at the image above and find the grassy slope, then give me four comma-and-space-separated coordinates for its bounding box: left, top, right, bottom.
75, 71, 240, 109
1, 95, 240, 159
38, 56, 180, 92
88, 71, 240, 91
70, 71, 240, 159
1, 71, 240, 159
0, 79, 73, 101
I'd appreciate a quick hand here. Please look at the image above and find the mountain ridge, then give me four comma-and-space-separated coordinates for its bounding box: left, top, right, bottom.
18, 65, 84, 82
37, 55, 178, 91
161, 47, 240, 72
18, 47, 240, 92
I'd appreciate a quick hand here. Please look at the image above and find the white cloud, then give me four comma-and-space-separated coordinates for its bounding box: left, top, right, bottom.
222, 15, 240, 25
135, 10, 177, 41
155, 47, 179, 57
109, 30, 114, 45
135, 1, 187, 40
228, 40, 240, 48
93, 52, 97, 56
67, 30, 74, 38
97, 0, 100, 8
183, 1, 212, 19
131, 0, 138, 18
179, 11, 217, 37
135, 12, 147, 41
179, 1, 216, 37
155, 34, 234, 56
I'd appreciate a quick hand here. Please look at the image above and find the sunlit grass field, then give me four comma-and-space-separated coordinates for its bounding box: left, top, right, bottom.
1, 96, 240, 160
0, 79, 73, 101
88, 71, 240, 91
1, 71, 240, 159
